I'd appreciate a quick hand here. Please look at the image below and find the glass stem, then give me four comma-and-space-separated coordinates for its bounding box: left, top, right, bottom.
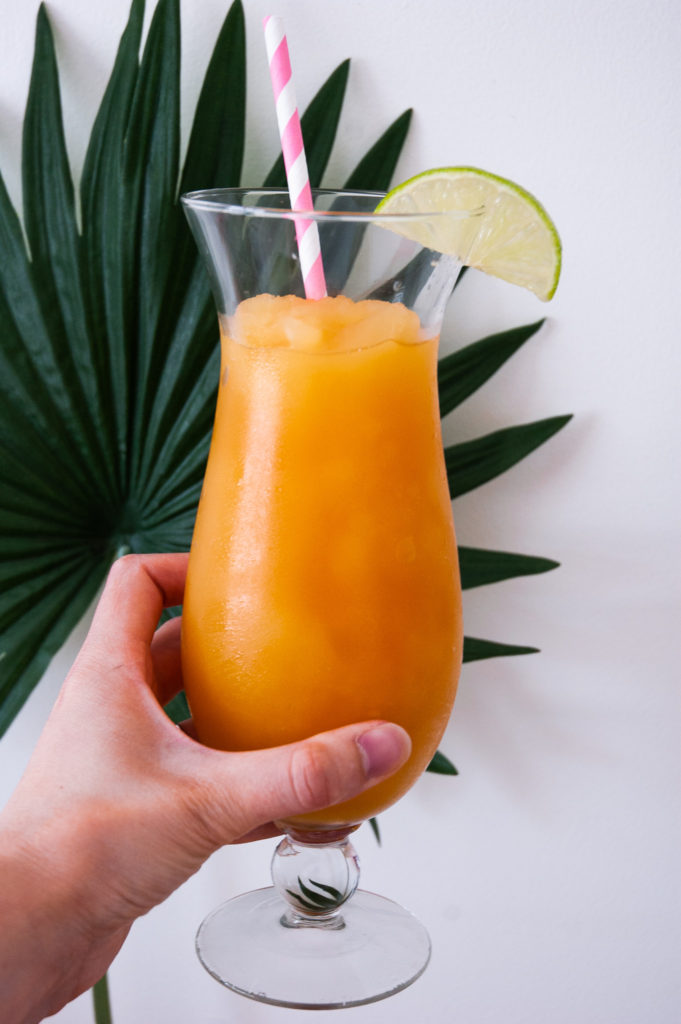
271, 831, 360, 930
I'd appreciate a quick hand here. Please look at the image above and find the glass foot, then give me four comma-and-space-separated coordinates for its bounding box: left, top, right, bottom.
195, 886, 431, 1009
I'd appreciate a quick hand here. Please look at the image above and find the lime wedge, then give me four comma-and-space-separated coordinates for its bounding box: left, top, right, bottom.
375, 167, 561, 301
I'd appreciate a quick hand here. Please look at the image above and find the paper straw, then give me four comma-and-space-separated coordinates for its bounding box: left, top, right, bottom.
263, 15, 327, 300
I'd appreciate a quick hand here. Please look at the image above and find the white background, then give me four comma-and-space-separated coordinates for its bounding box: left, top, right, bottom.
1, 0, 680, 1022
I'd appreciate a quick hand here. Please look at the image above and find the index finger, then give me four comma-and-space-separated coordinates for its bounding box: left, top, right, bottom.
88, 553, 189, 650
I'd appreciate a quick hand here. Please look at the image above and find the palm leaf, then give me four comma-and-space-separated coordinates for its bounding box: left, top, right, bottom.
0, 0, 570, 757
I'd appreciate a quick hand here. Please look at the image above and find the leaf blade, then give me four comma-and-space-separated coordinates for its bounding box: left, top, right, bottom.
439, 320, 545, 418
80, 0, 145, 496
22, 5, 117, 502
426, 750, 458, 775
446, 415, 572, 498
463, 637, 540, 662
180, 0, 246, 194
344, 109, 413, 191
459, 546, 559, 590
124, 0, 182, 493
0, 269, 98, 508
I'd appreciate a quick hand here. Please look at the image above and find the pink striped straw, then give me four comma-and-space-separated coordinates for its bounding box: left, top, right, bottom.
263, 15, 327, 300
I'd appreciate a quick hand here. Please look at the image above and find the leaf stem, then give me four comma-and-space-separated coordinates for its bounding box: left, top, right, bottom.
92, 973, 112, 1024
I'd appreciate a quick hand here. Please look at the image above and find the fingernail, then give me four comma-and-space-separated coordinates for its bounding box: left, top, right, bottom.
356, 723, 411, 781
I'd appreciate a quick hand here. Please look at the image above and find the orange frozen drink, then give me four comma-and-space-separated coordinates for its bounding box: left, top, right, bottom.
182, 294, 462, 827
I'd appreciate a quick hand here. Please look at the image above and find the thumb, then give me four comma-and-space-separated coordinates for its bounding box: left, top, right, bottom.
191, 721, 411, 844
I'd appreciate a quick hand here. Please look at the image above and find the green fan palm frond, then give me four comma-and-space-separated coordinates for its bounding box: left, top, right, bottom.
0, 0, 570, 748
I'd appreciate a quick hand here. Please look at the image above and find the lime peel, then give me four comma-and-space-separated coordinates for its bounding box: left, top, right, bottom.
375, 166, 561, 301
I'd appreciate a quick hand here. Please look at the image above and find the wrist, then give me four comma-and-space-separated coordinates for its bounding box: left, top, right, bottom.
0, 813, 103, 1023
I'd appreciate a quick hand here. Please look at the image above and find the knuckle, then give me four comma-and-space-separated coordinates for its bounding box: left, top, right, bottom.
110, 552, 138, 574
288, 742, 337, 812
176, 774, 236, 851
107, 553, 142, 587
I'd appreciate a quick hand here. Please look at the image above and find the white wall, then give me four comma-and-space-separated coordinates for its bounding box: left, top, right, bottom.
1, 1, 680, 1022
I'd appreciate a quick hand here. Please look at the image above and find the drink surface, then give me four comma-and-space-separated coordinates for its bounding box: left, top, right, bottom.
181, 294, 463, 827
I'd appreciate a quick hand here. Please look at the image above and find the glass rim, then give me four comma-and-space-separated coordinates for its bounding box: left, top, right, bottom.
181, 187, 484, 224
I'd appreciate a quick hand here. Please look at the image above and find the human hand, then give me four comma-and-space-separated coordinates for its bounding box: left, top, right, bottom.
0, 553, 411, 1023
